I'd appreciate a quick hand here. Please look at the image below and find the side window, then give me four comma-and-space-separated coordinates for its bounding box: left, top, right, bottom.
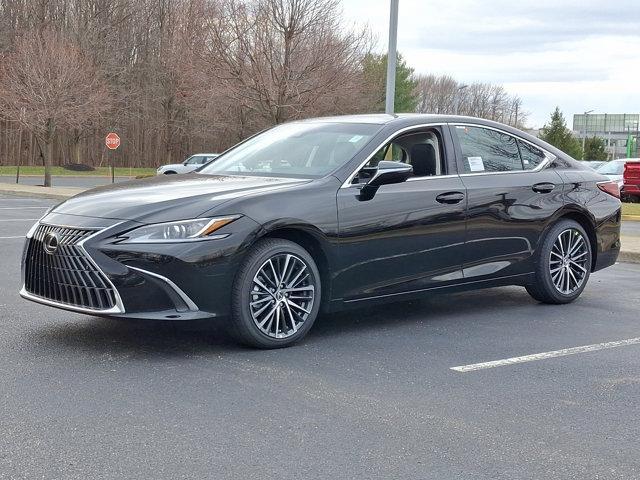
355, 129, 445, 183
455, 126, 522, 173
518, 140, 546, 170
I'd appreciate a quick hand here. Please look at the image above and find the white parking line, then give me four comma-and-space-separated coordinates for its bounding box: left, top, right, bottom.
0, 236, 24, 239
451, 337, 640, 373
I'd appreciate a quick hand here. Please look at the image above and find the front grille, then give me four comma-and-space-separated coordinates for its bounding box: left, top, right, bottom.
24, 224, 118, 311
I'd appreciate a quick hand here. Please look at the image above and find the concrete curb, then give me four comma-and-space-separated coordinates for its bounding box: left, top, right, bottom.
0, 185, 85, 200
1, 175, 136, 179
622, 215, 640, 222
619, 250, 640, 264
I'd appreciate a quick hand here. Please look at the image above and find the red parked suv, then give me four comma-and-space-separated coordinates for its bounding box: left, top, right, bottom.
623, 161, 640, 201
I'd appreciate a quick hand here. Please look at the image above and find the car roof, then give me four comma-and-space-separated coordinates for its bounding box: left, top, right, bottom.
298, 113, 554, 156
301, 113, 485, 125
192, 153, 219, 156
298, 113, 540, 139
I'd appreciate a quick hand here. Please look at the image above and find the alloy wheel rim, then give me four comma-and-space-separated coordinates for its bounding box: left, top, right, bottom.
549, 228, 588, 295
250, 253, 315, 339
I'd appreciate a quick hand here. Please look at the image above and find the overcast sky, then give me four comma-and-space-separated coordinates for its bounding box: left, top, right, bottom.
342, 0, 640, 128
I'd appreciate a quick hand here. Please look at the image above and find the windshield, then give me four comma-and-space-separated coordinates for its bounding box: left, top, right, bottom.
597, 161, 624, 175
198, 122, 380, 178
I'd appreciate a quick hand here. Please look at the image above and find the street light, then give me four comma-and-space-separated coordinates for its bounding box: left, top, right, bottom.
455, 84, 468, 115
582, 109, 594, 159
385, 0, 399, 115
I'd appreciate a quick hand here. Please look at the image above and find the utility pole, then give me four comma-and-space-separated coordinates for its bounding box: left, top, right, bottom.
582, 110, 594, 159
454, 84, 468, 115
385, 0, 399, 115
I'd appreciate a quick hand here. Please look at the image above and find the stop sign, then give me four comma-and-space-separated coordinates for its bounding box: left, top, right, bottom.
105, 132, 121, 150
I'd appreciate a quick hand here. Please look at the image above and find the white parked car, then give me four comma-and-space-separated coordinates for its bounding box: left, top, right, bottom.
156, 153, 219, 175
596, 158, 640, 190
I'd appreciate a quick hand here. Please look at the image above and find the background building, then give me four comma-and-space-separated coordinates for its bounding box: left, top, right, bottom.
573, 113, 640, 159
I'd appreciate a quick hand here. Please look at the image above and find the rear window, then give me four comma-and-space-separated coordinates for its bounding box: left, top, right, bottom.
597, 162, 624, 175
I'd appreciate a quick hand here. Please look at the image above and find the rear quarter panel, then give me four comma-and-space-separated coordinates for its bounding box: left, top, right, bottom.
554, 165, 621, 271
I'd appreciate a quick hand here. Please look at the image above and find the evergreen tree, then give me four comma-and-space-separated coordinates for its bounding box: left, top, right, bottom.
362, 53, 419, 113
539, 107, 583, 159
583, 136, 608, 161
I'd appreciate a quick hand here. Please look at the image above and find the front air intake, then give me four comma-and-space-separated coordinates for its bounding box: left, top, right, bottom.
23, 224, 118, 311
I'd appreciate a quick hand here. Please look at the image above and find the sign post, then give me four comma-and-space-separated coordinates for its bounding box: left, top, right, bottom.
105, 132, 120, 184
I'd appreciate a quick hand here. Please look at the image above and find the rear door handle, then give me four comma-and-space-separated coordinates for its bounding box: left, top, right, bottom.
532, 182, 556, 194
436, 191, 465, 204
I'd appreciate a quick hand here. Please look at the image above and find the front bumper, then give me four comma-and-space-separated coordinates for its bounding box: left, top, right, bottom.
20, 212, 260, 320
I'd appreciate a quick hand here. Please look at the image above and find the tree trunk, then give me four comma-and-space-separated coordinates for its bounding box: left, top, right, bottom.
42, 119, 55, 187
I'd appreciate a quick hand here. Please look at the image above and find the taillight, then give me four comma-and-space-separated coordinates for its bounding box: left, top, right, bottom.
597, 181, 620, 198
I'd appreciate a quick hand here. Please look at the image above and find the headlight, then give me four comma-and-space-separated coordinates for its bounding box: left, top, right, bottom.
118, 216, 240, 243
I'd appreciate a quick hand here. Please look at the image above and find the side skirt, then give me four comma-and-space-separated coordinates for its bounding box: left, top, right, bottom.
326, 272, 535, 312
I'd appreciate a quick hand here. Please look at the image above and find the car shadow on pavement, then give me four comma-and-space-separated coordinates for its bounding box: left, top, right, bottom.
24, 316, 242, 357
23, 286, 539, 357
311, 285, 536, 338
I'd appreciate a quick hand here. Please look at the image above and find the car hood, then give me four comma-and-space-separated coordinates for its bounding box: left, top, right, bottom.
158, 163, 183, 170
52, 174, 309, 222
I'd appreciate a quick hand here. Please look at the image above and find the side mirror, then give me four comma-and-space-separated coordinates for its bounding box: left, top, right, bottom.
367, 161, 413, 187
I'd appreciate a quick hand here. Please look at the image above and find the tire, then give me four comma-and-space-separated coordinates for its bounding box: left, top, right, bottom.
526, 219, 592, 304
229, 238, 322, 348
163, 171, 177, 175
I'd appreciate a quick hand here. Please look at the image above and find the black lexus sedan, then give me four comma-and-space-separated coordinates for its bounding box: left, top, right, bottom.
20, 115, 621, 348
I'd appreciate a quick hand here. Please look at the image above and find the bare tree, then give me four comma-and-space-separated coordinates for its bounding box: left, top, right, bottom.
199, 0, 370, 129
0, 28, 110, 185
415, 73, 528, 128
0, 1, 529, 172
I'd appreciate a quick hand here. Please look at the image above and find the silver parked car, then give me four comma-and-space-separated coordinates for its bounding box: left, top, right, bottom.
156, 153, 219, 175
596, 158, 640, 190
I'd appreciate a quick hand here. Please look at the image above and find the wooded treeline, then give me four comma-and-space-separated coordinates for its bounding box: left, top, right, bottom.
0, 0, 527, 179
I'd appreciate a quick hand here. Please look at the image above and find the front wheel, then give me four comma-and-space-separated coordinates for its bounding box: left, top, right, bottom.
526, 219, 592, 304
229, 238, 321, 348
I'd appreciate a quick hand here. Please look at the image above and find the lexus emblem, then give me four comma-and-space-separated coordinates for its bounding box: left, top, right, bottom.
43, 232, 59, 255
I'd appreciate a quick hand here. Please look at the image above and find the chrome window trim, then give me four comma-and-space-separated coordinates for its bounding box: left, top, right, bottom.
450, 123, 555, 177
21, 221, 126, 315
126, 266, 199, 312
340, 122, 446, 188
340, 121, 556, 188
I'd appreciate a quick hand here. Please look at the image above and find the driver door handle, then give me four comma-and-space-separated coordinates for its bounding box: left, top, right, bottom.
532, 182, 556, 194
436, 191, 465, 204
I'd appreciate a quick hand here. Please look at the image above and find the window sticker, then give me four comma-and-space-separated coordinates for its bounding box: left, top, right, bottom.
467, 156, 485, 172
349, 135, 364, 143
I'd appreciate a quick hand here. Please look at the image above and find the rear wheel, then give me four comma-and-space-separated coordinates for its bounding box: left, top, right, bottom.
526, 219, 592, 304
229, 238, 321, 348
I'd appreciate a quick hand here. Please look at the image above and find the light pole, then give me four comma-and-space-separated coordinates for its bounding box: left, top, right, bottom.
582, 109, 594, 159
455, 84, 468, 115
385, 0, 399, 115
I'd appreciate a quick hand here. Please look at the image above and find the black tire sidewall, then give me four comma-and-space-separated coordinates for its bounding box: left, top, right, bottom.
231, 239, 322, 348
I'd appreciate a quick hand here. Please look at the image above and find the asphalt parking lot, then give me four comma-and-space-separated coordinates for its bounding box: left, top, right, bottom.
1, 194, 640, 479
